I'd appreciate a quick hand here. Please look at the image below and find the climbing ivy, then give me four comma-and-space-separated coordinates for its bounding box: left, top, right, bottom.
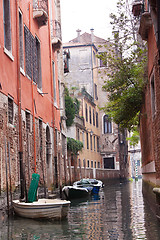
64, 87, 80, 127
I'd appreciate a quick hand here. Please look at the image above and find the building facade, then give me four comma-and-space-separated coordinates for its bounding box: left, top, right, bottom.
132, 0, 160, 216
63, 30, 120, 180
0, 0, 66, 198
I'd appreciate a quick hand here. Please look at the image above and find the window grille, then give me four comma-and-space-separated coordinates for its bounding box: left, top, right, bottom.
8, 97, 13, 124
26, 111, 30, 132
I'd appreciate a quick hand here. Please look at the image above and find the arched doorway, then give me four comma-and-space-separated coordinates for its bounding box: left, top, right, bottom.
46, 126, 52, 188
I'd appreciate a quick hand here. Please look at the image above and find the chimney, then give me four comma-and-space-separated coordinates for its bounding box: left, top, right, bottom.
90, 28, 94, 43
76, 29, 81, 42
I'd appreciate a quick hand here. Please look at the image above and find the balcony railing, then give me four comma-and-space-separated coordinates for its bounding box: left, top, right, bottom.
33, 0, 48, 27
51, 20, 62, 50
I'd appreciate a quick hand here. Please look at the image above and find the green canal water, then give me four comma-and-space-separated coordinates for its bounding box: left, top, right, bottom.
1, 180, 160, 240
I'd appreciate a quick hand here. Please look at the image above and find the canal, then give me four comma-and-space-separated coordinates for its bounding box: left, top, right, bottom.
1, 179, 160, 240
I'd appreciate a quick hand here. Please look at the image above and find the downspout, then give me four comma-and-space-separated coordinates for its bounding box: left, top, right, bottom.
15, 0, 25, 199
90, 46, 94, 98
29, 2, 37, 173
157, 0, 160, 64
47, 0, 56, 176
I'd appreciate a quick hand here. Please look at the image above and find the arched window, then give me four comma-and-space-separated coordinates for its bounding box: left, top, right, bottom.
103, 115, 112, 133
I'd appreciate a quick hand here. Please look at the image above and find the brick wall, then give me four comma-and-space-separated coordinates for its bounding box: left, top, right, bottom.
0, 92, 66, 193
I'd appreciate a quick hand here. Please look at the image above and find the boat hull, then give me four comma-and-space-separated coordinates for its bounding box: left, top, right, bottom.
73, 178, 103, 195
12, 199, 70, 220
62, 186, 90, 200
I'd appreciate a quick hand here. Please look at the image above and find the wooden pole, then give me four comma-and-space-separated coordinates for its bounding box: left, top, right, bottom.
15, 0, 25, 200
7, 142, 12, 204
4, 138, 9, 215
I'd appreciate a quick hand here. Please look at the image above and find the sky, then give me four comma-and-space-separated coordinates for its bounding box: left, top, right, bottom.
60, 0, 118, 43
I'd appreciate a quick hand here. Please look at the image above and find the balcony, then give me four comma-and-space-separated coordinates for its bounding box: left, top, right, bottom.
33, 0, 48, 27
51, 20, 62, 50
81, 87, 95, 105
132, 1, 143, 17
139, 12, 152, 40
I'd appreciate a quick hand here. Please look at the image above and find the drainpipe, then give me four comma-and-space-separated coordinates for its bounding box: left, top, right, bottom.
29, 2, 37, 173
157, 0, 160, 64
91, 46, 94, 98
47, 0, 56, 183
15, 0, 25, 199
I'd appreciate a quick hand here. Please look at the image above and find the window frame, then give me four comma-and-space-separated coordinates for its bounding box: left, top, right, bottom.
3, 0, 12, 53
103, 115, 112, 134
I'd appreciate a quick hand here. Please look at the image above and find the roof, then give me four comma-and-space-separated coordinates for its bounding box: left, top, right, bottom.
63, 32, 109, 52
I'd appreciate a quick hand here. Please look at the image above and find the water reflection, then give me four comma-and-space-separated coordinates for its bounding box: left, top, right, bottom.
1, 180, 160, 239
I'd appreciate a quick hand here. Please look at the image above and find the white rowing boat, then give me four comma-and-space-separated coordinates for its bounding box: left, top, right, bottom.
12, 198, 70, 220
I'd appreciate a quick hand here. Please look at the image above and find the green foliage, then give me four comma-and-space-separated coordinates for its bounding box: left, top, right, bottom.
127, 130, 140, 147
64, 87, 80, 127
98, 0, 147, 130
67, 137, 83, 155
65, 93, 75, 127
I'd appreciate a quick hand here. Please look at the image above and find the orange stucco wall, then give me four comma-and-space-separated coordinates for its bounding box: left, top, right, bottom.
0, 0, 60, 130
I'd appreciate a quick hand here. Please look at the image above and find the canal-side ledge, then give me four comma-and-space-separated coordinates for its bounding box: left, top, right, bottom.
153, 187, 160, 220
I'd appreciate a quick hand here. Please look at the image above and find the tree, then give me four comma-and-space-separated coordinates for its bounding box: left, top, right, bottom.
127, 128, 140, 147
98, 0, 147, 131
67, 137, 83, 155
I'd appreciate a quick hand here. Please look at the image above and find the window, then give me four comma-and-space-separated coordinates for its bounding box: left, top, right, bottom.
99, 52, 108, 67
8, 97, 13, 124
94, 84, 98, 100
90, 134, 92, 150
25, 111, 30, 132
3, 0, 12, 52
82, 131, 85, 149
93, 109, 95, 126
151, 73, 156, 116
100, 58, 105, 67
86, 132, 89, 149
24, 25, 32, 79
87, 160, 89, 168
83, 159, 86, 167
95, 161, 97, 168
98, 162, 100, 168
94, 136, 96, 151
97, 137, 100, 152
89, 106, 92, 124
63, 50, 70, 73
52, 61, 57, 104
104, 115, 112, 133
96, 112, 99, 128
24, 25, 42, 89
19, 10, 24, 70
104, 157, 115, 169
91, 161, 93, 168
85, 103, 88, 122
36, 37, 42, 89
77, 128, 80, 140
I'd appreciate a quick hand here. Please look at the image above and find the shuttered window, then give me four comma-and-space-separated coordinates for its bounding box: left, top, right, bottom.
24, 25, 41, 89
